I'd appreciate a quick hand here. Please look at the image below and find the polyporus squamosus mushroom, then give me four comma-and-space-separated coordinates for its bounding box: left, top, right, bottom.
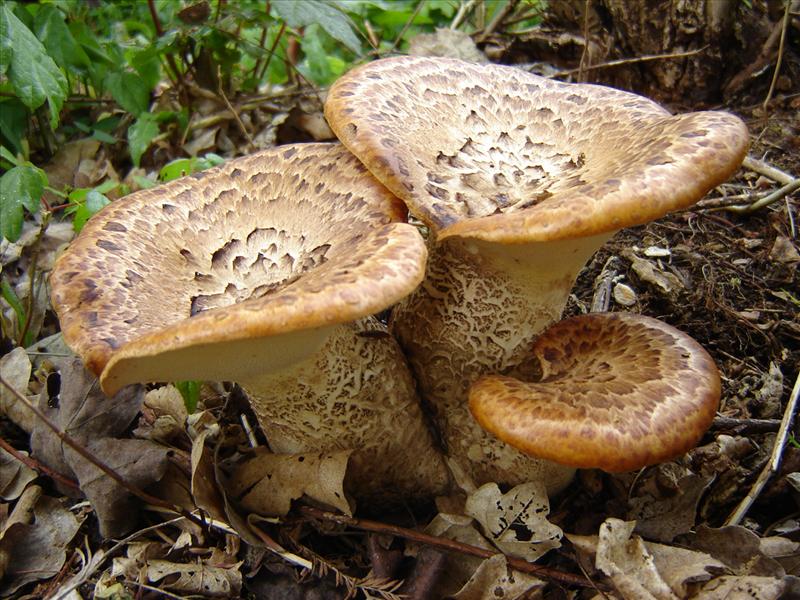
470, 313, 721, 472
50, 143, 449, 501
325, 56, 748, 492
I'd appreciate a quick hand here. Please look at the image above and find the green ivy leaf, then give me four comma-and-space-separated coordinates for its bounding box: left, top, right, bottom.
0, 5, 68, 129
0, 165, 46, 242
273, 0, 362, 54
72, 190, 110, 233
105, 70, 150, 117
128, 112, 160, 167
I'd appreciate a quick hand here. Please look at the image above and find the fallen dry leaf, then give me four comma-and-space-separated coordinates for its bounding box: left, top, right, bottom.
0, 445, 37, 501
464, 482, 562, 563
136, 384, 189, 443
678, 525, 788, 577
30, 358, 169, 537
570, 518, 726, 600
452, 553, 544, 600
769, 236, 800, 264
229, 447, 351, 517
628, 470, 714, 542
0, 485, 82, 596
190, 424, 228, 522
147, 558, 243, 597
696, 575, 786, 599
595, 518, 677, 600
623, 249, 684, 295
0, 346, 36, 433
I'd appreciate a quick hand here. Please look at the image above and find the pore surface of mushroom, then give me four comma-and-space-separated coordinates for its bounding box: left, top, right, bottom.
50, 143, 449, 500
325, 56, 748, 491
470, 312, 721, 472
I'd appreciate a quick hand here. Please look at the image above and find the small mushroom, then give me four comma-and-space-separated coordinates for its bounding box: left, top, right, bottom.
50, 143, 449, 500
325, 56, 748, 491
469, 313, 720, 472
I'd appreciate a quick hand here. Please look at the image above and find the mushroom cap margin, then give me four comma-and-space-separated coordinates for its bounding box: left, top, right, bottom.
325, 55, 749, 244
468, 312, 721, 472
50, 143, 426, 380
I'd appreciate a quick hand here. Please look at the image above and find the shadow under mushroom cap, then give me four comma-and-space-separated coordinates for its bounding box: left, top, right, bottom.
325, 56, 749, 244
50, 143, 427, 377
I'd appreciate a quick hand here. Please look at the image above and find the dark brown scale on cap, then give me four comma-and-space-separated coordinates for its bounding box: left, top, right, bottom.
325, 56, 749, 243
49, 143, 424, 391
469, 313, 720, 472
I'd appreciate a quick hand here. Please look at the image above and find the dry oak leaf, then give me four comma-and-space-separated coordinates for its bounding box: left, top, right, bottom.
464, 482, 562, 563
0, 445, 36, 501
30, 358, 169, 537
569, 518, 725, 600
228, 447, 351, 517
0, 485, 82, 596
452, 553, 544, 600
146, 558, 243, 597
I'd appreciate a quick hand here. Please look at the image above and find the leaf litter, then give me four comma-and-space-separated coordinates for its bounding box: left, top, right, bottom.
1, 13, 799, 600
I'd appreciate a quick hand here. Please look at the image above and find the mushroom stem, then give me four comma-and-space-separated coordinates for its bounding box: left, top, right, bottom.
240, 318, 450, 500
391, 232, 612, 492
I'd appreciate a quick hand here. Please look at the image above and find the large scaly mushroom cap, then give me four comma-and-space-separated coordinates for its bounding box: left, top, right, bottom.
325, 56, 749, 242
469, 313, 721, 472
50, 143, 427, 392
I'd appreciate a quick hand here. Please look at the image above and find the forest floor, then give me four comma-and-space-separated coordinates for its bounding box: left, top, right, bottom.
1, 17, 799, 600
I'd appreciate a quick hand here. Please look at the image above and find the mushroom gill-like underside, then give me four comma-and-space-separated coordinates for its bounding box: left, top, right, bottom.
325, 55, 749, 243
469, 313, 721, 472
51, 143, 418, 379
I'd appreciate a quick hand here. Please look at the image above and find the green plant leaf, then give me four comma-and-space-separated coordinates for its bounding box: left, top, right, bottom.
300, 24, 335, 84
0, 280, 32, 346
128, 112, 160, 167
273, 0, 362, 54
34, 4, 91, 72
174, 380, 200, 413
0, 165, 46, 241
0, 5, 68, 129
105, 70, 150, 117
0, 99, 28, 157
72, 190, 110, 233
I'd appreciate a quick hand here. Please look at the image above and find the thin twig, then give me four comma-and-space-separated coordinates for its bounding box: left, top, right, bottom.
299, 506, 609, 591
217, 76, 254, 150
548, 46, 709, 79
0, 435, 82, 492
450, 0, 477, 30
577, 0, 591, 81
257, 21, 286, 82
249, 1, 271, 81
147, 0, 185, 94
18, 213, 49, 346
725, 371, 800, 526
763, 0, 792, 110
728, 179, 800, 214
742, 156, 796, 186
710, 416, 783, 435
0, 374, 205, 528
386, 0, 426, 55
51, 516, 186, 600
475, 0, 519, 42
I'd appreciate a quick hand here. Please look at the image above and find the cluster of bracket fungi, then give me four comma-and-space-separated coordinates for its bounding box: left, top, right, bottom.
50, 56, 750, 504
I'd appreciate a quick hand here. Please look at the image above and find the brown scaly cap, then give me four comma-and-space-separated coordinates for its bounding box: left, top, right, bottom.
51, 143, 426, 379
468, 313, 720, 472
325, 56, 749, 243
